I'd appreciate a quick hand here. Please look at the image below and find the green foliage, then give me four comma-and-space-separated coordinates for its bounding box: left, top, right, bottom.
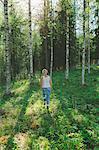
32, 30, 42, 56
0, 67, 99, 149
0, 0, 99, 148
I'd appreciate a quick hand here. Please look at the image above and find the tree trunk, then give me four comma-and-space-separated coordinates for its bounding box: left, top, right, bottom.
95, 1, 99, 65
50, 0, 54, 78
78, 46, 81, 66
44, 0, 49, 69
4, 0, 11, 95
74, 0, 77, 62
87, 0, 90, 74
45, 38, 48, 68
50, 33, 53, 78
77, 40, 80, 66
82, 0, 86, 85
28, 0, 33, 81
65, 10, 69, 80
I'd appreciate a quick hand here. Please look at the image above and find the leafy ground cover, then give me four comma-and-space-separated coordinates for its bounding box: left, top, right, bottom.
0, 66, 99, 150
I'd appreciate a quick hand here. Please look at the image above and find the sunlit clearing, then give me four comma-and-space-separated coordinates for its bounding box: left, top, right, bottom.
13, 80, 29, 95
25, 100, 43, 116
50, 99, 60, 116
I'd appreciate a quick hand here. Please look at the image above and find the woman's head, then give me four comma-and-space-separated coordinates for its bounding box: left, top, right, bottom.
42, 69, 48, 76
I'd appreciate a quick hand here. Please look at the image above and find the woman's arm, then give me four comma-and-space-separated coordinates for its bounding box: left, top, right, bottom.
49, 78, 52, 88
40, 76, 43, 88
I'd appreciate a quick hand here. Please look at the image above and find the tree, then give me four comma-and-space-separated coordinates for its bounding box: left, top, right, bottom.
73, 0, 77, 65
4, 0, 11, 95
44, 0, 50, 69
28, 0, 33, 82
9, 9, 29, 79
65, 1, 70, 80
50, 0, 54, 78
94, 0, 99, 64
82, 0, 86, 85
32, 30, 42, 71
87, 0, 91, 74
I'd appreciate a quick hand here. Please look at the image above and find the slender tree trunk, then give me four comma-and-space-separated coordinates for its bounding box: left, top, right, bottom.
65, 10, 69, 80
44, 0, 49, 69
82, 0, 86, 85
74, 0, 77, 61
78, 44, 81, 66
50, 32, 53, 78
96, 1, 99, 65
28, 0, 33, 81
45, 38, 48, 68
50, 0, 54, 78
4, 0, 11, 95
87, 0, 90, 74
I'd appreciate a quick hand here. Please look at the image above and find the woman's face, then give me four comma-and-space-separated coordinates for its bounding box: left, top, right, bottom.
43, 69, 48, 76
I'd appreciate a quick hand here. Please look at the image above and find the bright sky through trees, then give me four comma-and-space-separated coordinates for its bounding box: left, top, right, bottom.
14, 0, 58, 16
0, 0, 97, 35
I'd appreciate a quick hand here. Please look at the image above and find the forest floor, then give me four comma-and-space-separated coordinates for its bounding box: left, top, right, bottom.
0, 66, 99, 150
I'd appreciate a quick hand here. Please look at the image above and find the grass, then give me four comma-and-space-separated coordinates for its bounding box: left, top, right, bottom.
0, 66, 99, 150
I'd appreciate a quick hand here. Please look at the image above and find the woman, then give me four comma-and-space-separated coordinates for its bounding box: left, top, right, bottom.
40, 69, 52, 110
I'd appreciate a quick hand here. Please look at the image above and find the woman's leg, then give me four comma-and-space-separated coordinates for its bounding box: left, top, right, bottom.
46, 88, 51, 109
42, 88, 47, 105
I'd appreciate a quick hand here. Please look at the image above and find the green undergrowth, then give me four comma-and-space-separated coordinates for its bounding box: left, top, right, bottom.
0, 66, 99, 150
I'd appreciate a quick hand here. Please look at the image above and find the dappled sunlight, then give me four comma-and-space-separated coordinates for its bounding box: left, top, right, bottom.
13, 80, 29, 95
0, 118, 15, 133
0, 109, 21, 136
25, 89, 44, 117
34, 73, 41, 81
25, 92, 61, 133
12, 96, 23, 104
87, 129, 97, 139
66, 132, 84, 149
3, 101, 20, 117
0, 135, 10, 149
25, 99, 44, 116
31, 119, 40, 130
28, 91, 42, 103
0, 68, 99, 149
50, 99, 60, 117
70, 108, 85, 123
94, 65, 99, 70
0, 101, 21, 136
14, 132, 30, 150
38, 136, 50, 150
73, 114, 84, 123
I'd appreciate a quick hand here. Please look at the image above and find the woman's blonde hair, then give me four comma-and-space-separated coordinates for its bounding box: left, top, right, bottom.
42, 68, 48, 74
